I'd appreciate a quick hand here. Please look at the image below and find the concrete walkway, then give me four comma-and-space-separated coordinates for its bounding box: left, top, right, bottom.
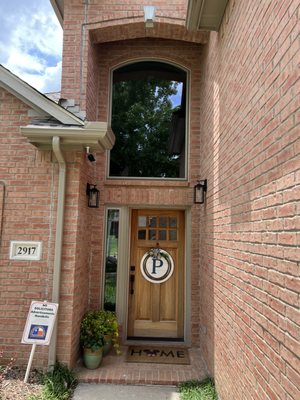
72, 383, 180, 399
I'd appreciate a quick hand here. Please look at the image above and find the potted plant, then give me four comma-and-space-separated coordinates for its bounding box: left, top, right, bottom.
97, 310, 121, 356
80, 311, 105, 369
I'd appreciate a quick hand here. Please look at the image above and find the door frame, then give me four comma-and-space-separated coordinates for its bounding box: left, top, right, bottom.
107, 205, 192, 346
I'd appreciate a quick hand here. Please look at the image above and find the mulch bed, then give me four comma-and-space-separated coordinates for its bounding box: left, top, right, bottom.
0, 366, 43, 400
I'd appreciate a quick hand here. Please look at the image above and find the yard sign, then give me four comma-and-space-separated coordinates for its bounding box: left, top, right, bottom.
22, 301, 58, 383
22, 301, 58, 345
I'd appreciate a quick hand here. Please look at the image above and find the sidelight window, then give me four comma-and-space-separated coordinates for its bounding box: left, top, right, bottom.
103, 209, 120, 311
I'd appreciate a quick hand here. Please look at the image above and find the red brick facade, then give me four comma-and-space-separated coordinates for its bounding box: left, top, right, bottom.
0, 0, 299, 398
198, 1, 299, 398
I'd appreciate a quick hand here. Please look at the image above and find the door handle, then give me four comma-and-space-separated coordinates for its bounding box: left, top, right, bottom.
130, 274, 135, 295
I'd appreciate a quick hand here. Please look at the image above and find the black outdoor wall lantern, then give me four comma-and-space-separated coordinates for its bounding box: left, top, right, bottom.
194, 179, 207, 204
86, 183, 100, 208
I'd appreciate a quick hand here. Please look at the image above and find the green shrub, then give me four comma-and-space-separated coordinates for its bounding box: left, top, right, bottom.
80, 310, 121, 354
29, 362, 77, 400
178, 378, 218, 400
80, 310, 105, 351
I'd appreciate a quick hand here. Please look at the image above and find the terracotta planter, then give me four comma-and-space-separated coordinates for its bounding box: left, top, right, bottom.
83, 347, 103, 369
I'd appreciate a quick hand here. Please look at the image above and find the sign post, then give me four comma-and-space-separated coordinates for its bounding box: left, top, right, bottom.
22, 301, 58, 383
24, 343, 37, 383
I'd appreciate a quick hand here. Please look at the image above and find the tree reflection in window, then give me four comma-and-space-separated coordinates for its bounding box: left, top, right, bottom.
110, 61, 186, 178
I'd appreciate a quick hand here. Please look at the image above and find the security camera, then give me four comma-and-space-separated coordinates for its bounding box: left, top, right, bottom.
87, 153, 96, 162
86, 147, 96, 162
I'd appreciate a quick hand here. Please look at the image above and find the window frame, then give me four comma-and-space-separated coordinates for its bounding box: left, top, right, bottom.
107, 59, 190, 181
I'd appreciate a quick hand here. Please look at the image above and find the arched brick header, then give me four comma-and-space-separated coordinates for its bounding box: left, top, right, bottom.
92, 39, 202, 121
90, 21, 209, 44
62, 10, 207, 117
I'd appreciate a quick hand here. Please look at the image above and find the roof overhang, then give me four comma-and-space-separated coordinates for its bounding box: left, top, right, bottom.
186, 0, 229, 31
1, 65, 114, 154
0, 65, 84, 126
21, 122, 115, 152
51, 0, 228, 32
50, 0, 64, 27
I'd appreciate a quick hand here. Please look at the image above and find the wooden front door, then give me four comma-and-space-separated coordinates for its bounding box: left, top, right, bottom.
128, 209, 184, 339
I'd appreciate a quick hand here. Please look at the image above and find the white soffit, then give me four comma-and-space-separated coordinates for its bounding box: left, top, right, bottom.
186, 0, 229, 31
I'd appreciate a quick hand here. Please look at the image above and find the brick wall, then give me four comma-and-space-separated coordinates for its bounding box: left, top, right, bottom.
0, 88, 54, 367
55, 152, 91, 366
0, 88, 93, 367
61, 0, 207, 108
198, 0, 299, 399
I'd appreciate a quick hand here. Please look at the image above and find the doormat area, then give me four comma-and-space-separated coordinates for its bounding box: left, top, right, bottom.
126, 346, 190, 365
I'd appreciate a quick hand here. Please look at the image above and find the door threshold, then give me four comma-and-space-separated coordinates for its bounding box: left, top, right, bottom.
127, 336, 184, 342
125, 337, 187, 348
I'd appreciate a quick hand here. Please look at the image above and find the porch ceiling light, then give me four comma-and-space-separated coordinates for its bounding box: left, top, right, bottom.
144, 6, 156, 28
86, 183, 100, 208
194, 179, 207, 204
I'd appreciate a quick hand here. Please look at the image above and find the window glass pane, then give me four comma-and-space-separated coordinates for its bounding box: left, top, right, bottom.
138, 216, 147, 227
169, 217, 177, 228
159, 230, 167, 240
159, 217, 167, 228
169, 230, 177, 240
138, 230, 146, 240
104, 209, 119, 311
110, 61, 186, 179
148, 217, 157, 227
149, 229, 156, 240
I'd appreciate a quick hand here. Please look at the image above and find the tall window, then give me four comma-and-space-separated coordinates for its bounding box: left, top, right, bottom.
103, 209, 119, 311
109, 61, 187, 179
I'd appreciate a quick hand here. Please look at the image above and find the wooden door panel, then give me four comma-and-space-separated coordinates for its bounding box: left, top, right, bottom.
134, 320, 177, 337
160, 280, 176, 320
128, 209, 184, 339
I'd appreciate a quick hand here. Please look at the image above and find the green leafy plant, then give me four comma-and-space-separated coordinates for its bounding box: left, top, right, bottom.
97, 309, 121, 355
80, 310, 121, 354
29, 362, 77, 400
80, 311, 105, 351
178, 378, 218, 400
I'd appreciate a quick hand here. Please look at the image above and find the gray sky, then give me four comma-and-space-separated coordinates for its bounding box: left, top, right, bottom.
0, 0, 62, 93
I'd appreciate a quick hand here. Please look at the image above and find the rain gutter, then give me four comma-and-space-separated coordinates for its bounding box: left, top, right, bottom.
48, 136, 66, 368
0, 181, 5, 248
21, 122, 115, 153
21, 122, 115, 368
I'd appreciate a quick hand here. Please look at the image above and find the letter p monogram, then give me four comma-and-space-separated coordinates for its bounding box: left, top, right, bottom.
152, 258, 163, 274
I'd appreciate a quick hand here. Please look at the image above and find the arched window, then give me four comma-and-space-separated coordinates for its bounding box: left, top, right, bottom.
109, 61, 187, 179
